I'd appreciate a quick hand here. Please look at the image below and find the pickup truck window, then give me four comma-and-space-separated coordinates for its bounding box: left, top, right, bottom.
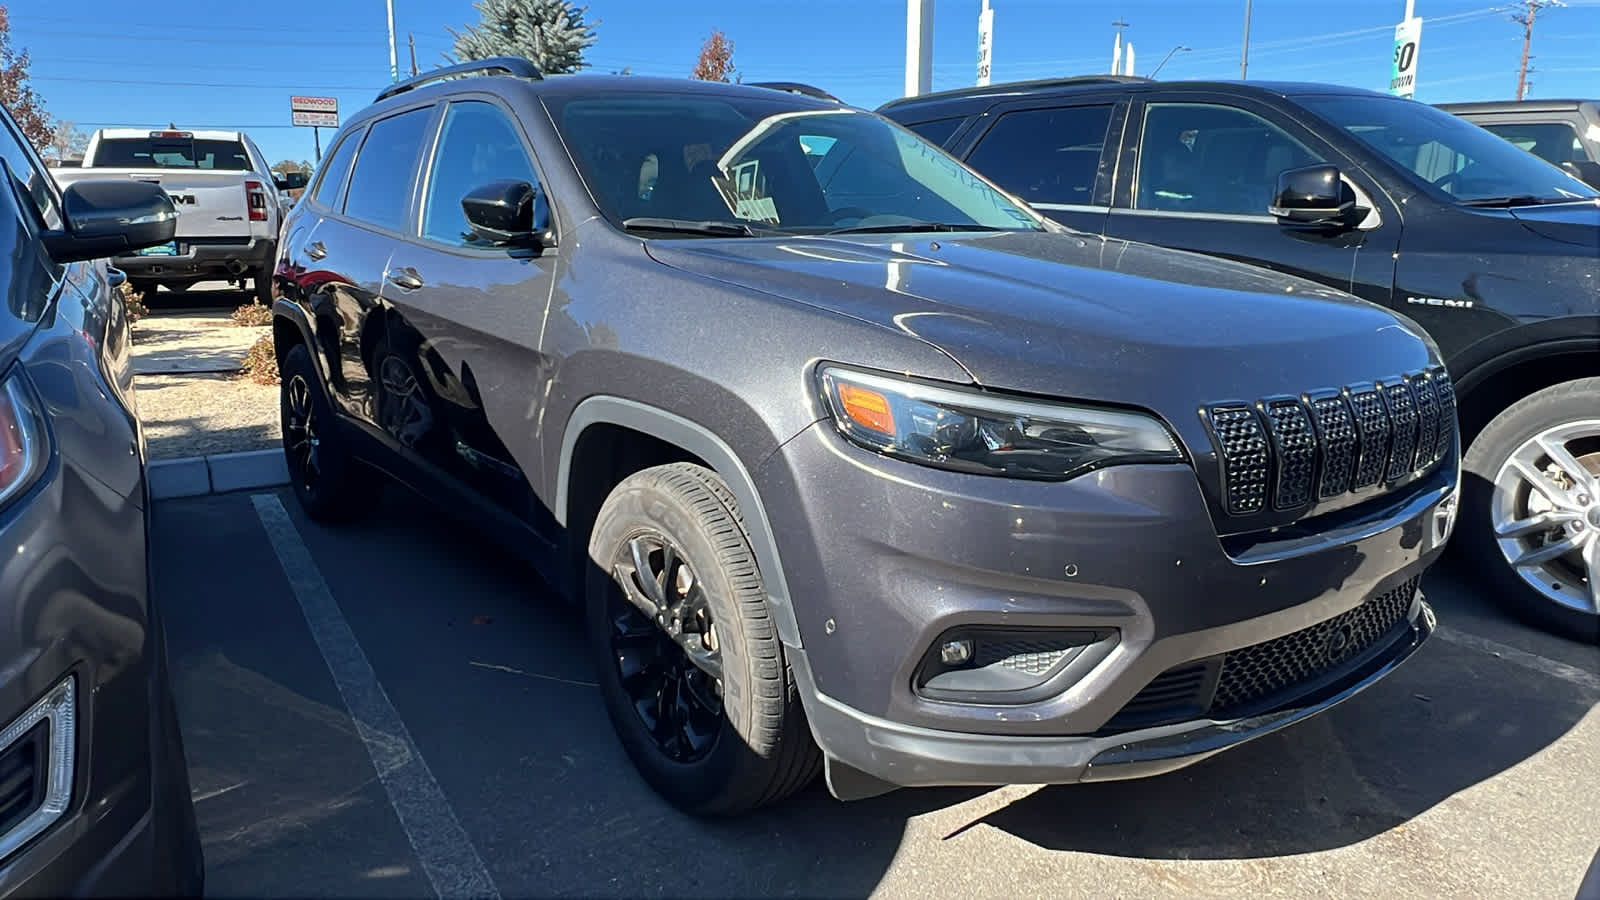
1477, 121, 1590, 166
1302, 96, 1599, 204
966, 105, 1114, 207
1136, 102, 1323, 216
93, 137, 251, 170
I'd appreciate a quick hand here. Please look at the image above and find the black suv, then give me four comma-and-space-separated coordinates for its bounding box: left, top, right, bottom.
881, 77, 1600, 643
1437, 99, 1600, 189
272, 59, 1459, 815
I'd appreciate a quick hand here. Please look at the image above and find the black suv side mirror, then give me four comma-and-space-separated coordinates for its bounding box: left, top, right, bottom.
1560, 159, 1600, 190
1269, 164, 1360, 228
461, 179, 552, 249
42, 180, 177, 264
274, 171, 309, 191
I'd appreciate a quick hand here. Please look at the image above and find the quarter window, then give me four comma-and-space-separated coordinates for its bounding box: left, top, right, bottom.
343, 107, 433, 231
421, 102, 539, 247
1478, 121, 1590, 165
966, 105, 1114, 206
904, 117, 966, 148
310, 130, 361, 208
1136, 103, 1324, 216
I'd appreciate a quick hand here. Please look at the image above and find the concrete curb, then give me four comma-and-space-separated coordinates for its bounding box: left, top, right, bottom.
150, 449, 289, 500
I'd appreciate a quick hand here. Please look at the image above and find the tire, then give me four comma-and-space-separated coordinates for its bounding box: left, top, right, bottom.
251, 271, 272, 306
279, 342, 383, 521
1460, 377, 1600, 644
130, 280, 159, 298
586, 463, 821, 815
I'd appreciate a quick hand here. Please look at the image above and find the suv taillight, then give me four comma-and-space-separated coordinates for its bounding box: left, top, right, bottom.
246, 180, 268, 222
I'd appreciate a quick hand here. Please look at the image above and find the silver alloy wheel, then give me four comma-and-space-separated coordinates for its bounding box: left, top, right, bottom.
1490, 419, 1600, 614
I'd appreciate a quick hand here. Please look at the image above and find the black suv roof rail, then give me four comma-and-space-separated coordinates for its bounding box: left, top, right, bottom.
879, 74, 1152, 110
747, 81, 842, 102
375, 56, 544, 103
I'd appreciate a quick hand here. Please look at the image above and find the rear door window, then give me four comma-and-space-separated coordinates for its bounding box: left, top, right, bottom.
965, 105, 1114, 207
342, 107, 433, 231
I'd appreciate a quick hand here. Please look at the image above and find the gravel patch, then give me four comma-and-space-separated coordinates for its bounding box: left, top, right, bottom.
133, 314, 266, 375
136, 373, 280, 460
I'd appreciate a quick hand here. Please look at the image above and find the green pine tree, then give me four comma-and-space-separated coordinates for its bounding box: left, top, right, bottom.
447, 0, 597, 74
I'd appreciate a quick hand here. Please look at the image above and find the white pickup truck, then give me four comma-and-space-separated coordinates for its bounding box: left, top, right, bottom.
49, 128, 307, 301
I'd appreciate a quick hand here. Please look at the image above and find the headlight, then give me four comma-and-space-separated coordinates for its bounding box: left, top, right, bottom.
818, 366, 1183, 480
0, 368, 49, 507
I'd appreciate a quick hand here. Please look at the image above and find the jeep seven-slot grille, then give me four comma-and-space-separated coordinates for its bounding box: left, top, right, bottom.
1100, 576, 1422, 732
1208, 368, 1454, 516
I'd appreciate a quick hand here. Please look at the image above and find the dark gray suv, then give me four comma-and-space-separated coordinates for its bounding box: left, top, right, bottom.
272, 58, 1460, 815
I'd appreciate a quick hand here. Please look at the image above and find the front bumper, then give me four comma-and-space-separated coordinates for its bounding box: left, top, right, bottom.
756, 421, 1455, 792
112, 236, 274, 280
0, 451, 199, 896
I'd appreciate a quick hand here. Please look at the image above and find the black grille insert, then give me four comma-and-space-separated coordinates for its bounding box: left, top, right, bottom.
1205, 369, 1454, 515
1211, 575, 1420, 716
0, 722, 46, 839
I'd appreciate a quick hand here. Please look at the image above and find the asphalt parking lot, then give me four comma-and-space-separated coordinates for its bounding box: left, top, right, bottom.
154, 485, 1600, 900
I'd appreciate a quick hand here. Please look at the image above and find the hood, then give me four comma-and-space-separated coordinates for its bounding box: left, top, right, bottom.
645, 230, 1435, 411
1507, 199, 1600, 249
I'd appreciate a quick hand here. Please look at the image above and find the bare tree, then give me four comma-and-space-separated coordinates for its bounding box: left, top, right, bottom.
692, 30, 737, 83
47, 119, 86, 163
0, 6, 50, 150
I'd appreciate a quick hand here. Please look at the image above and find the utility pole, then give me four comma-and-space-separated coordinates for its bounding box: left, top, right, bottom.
1512, 0, 1559, 101
409, 32, 419, 76
1240, 0, 1252, 79
905, 0, 933, 97
386, 0, 399, 83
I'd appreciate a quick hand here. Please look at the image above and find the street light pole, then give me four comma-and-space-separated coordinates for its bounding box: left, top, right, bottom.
1149, 44, 1189, 78
1240, 0, 1252, 79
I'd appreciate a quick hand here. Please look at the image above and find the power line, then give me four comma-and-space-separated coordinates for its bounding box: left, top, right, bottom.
32, 76, 384, 91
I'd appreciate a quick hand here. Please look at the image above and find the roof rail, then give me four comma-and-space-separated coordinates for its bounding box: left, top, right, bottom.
879, 74, 1151, 109
747, 81, 841, 102
375, 56, 543, 103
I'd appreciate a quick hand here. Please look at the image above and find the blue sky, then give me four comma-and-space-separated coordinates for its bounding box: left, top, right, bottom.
15, 0, 1600, 166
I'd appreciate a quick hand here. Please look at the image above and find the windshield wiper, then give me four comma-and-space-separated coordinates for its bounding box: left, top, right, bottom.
823, 222, 1013, 235
1458, 195, 1578, 208
621, 217, 763, 237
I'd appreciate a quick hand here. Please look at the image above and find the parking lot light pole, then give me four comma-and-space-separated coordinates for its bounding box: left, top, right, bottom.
387, 0, 400, 84
1240, 0, 1252, 79
1150, 44, 1189, 77
906, 0, 934, 97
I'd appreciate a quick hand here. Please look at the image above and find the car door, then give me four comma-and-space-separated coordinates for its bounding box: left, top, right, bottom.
952, 96, 1126, 236
299, 106, 435, 426
375, 96, 557, 531
1101, 94, 1403, 306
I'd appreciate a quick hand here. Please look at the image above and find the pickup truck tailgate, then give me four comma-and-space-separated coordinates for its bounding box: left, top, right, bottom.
126, 171, 252, 240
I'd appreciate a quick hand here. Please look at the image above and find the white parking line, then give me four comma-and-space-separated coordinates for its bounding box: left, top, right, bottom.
252, 493, 501, 900
1436, 626, 1600, 695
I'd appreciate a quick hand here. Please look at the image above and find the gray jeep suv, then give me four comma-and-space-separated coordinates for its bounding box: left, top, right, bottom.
271, 58, 1460, 815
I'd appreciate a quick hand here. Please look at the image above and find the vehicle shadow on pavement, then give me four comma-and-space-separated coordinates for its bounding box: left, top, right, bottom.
971, 598, 1598, 859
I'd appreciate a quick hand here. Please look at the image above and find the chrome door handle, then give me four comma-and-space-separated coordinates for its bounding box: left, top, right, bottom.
306, 240, 327, 260
385, 266, 424, 291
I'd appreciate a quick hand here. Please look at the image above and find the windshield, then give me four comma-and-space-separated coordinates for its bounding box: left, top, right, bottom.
1300, 96, 1598, 204
93, 137, 251, 170
551, 92, 1043, 235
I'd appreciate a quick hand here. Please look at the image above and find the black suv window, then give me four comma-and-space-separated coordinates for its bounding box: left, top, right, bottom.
0, 116, 62, 232
1136, 102, 1323, 216
904, 117, 965, 148
421, 101, 539, 247
310, 130, 361, 208
1478, 121, 1590, 165
343, 107, 432, 230
966, 105, 1114, 207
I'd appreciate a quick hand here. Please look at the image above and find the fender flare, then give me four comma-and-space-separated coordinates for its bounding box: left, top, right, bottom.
271, 299, 322, 374
555, 396, 804, 649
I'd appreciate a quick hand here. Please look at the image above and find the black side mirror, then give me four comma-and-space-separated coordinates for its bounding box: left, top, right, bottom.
461, 179, 551, 248
1560, 159, 1600, 190
274, 171, 309, 191
1270, 164, 1359, 227
42, 180, 177, 264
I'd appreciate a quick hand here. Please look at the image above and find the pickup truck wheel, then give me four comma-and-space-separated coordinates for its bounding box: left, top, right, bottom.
279, 343, 382, 522
1461, 377, 1600, 643
251, 271, 272, 306
586, 463, 821, 815
130, 280, 159, 298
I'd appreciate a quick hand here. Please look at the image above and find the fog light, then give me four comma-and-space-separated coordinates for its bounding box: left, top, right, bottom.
939, 638, 974, 666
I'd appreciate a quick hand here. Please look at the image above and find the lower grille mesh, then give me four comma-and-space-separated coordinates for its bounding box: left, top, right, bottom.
973, 639, 1074, 676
